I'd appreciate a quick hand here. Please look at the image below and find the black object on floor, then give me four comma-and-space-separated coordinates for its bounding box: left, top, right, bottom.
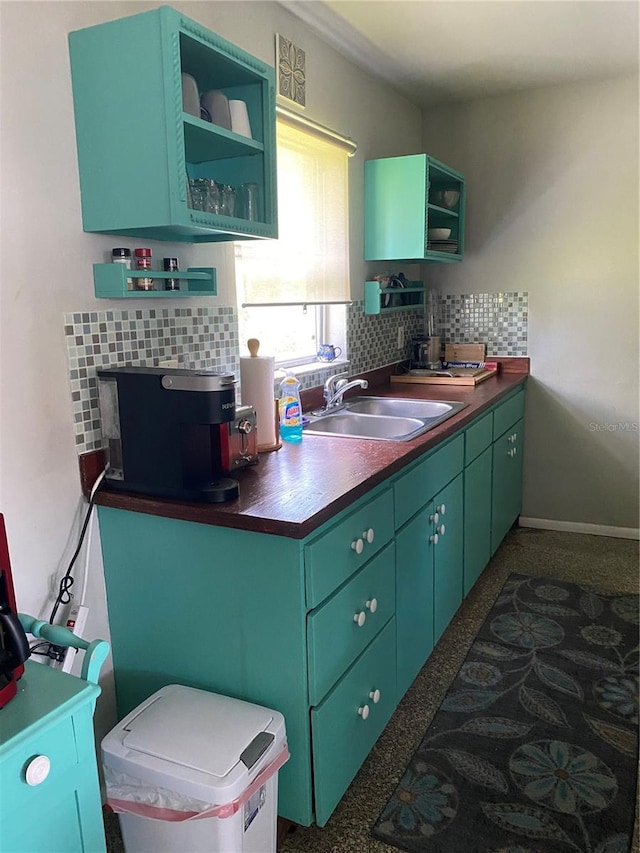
372, 573, 639, 853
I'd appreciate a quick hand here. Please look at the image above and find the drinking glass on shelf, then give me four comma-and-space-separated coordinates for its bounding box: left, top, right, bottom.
189, 178, 207, 211
239, 182, 260, 221
205, 179, 221, 214
221, 184, 236, 217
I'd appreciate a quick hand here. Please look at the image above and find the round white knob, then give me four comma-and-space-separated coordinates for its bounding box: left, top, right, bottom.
353, 611, 366, 627
369, 688, 381, 704
25, 755, 51, 786
430, 512, 439, 525
365, 598, 378, 613
358, 704, 370, 720
351, 538, 364, 554
429, 533, 439, 545
437, 504, 446, 516
439, 524, 446, 535
361, 528, 375, 544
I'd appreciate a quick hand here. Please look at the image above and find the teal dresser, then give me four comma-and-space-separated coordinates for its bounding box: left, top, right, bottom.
0, 662, 105, 853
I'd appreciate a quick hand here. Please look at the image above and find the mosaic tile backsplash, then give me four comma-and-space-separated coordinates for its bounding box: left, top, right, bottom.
64, 292, 528, 451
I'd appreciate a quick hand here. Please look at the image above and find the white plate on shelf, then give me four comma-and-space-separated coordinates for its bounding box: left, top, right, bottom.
200, 90, 231, 129
181, 73, 200, 117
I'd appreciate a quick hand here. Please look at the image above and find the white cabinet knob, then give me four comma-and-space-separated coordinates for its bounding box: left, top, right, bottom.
365, 598, 378, 613
429, 533, 439, 545
437, 503, 446, 515
429, 512, 439, 525
358, 704, 370, 720
439, 524, 446, 535
369, 688, 381, 704
25, 755, 51, 786
361, 528, 375, 544
353, 611, 366, 627
351, 538, 364, 554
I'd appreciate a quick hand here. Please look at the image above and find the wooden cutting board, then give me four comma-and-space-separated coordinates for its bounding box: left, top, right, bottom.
391, 367, 497, 386
444, 343, 486, 363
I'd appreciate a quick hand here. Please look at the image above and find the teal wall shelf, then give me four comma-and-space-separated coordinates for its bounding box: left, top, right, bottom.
364, 280, 425, 315
93, 264, 217, 298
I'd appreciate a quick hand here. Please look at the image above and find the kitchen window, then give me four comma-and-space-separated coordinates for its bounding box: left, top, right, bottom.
235, 111, 355, 367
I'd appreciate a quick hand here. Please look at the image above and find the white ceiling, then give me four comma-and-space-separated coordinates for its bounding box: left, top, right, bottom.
282, 0, 640, 108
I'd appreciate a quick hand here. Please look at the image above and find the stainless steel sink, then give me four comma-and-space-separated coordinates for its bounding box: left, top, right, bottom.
303, 397, 467, 441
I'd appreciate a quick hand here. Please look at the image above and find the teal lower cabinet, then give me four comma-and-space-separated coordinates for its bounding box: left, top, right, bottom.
97, 384, 527, 829
0, 662, 105, 853
394, 435, 464, 697
463, 446, 493, 595
432, 474, 464, 642
491, 417, 525, 552
395, 502, 435, 699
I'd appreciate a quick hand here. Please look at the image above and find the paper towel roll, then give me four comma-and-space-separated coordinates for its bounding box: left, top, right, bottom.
240, 350, 277, 451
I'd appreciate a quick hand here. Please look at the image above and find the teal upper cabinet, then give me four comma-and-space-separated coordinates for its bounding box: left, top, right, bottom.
364, 154, 465, 262
68, 6, 277, 243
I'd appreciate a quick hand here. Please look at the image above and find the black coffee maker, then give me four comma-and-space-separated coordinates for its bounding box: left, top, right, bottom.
97, 367, 240, 503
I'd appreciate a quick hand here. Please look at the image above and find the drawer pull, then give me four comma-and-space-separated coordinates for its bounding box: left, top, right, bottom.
350, 537, 364, 554
353, 611, 366, 627
365, 598, 378, 613
429, 533, 439, 545
358, 704, 370, 720
429, 512, 439, 525
369, 688, 381, 704
361, 528, 375, 544
508, 433, 517, 443
25, 755, 51, 786
439, 524, 446, 536
437, 503, 446, 516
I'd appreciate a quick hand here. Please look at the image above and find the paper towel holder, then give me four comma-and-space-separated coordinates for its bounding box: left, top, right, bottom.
245, 339, 282, 453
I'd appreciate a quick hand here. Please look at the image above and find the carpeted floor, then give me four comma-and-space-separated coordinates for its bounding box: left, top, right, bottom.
104, 528, 639, 853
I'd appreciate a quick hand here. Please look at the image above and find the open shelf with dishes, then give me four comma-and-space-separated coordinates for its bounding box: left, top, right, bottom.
364, 280, 425, 315
364, 154, 465, 262
68, 6, 277, 243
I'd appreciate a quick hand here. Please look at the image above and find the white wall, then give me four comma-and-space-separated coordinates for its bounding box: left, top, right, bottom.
0, 1, 421, 737
421, 77, 640, 534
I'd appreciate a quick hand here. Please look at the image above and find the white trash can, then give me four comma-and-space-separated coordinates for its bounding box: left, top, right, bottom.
101, 685, 288, 853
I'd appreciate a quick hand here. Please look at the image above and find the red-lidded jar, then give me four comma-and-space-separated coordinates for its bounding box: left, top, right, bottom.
134, 248, 153, 291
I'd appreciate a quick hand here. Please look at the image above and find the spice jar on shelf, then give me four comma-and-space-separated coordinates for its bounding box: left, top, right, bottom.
163, 257, 180, 291
112, 247, 133, 291
134, 248, 153, 291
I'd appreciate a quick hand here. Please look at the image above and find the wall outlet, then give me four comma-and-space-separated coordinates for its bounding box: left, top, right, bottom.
158, 358, 179, 368
397, 327, 405, 350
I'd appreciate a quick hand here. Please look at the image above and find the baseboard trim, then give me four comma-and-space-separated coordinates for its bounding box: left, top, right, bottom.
519, 517, 640, 541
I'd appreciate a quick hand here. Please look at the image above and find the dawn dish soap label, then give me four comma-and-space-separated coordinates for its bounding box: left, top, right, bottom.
279, 372, 303, 442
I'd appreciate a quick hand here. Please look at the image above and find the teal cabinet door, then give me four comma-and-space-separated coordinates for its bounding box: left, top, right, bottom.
395, 502, 435, 699
433, 474, 464, 641
491, 418, 525, 553
464, 446, 492, 596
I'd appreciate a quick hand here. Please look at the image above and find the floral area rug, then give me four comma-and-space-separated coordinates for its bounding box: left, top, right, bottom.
372, 574, 639, 853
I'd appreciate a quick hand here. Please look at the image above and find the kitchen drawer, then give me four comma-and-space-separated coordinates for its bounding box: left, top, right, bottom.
1, 715, 78, 813
307, 543, 395, 706
492, 389, 525, 440
394, 434, 464, 529
465, 412, 493, 465
311, 618, 396, 827
305, 488, 394, 609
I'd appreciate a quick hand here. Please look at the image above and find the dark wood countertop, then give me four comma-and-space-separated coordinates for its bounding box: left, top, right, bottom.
92, 359, 528, 539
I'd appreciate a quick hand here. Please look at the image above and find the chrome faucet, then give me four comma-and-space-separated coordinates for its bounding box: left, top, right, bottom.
322, 374, 369, 410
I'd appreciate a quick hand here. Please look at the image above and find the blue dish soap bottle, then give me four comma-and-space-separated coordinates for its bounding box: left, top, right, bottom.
279, 371, 303, 443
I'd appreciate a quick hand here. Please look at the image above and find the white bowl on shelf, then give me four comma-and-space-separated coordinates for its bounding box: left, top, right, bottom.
428, 228, 452, 240
431, 190, 460, 209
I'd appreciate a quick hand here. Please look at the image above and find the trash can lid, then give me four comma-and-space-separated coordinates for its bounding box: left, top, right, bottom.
122, 685, 275, 779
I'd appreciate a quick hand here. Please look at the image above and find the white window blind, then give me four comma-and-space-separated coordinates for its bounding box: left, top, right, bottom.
236, 115, 353, 307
